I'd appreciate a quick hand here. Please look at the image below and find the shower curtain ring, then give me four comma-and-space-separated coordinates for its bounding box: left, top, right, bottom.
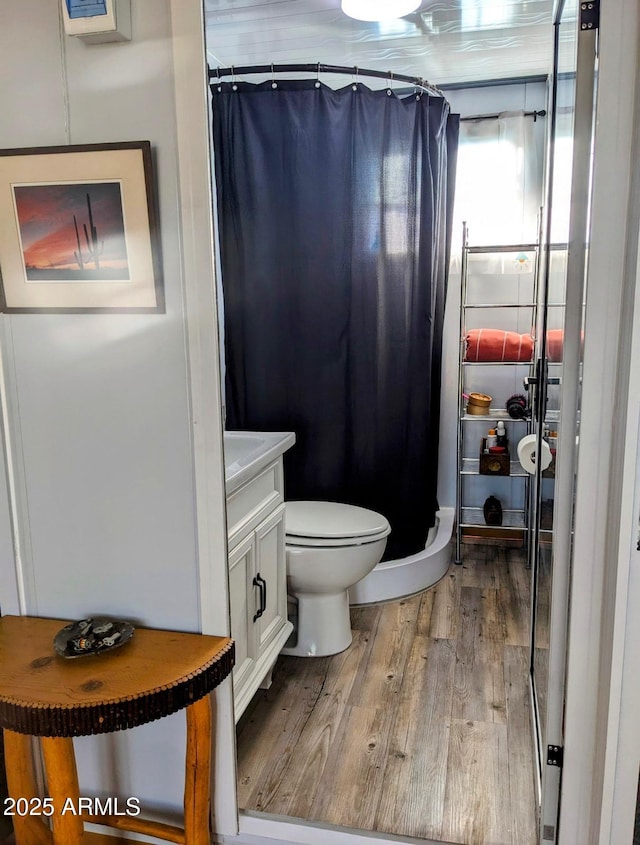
216, 66, 222, 93
271, 63, 277, 89
352, 66, 359, 92
231, 66, 238, 91
315, 62, 321, 88
387, 71, 393, 96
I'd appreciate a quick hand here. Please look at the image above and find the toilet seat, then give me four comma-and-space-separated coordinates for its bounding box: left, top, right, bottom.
285, 501, 391, 548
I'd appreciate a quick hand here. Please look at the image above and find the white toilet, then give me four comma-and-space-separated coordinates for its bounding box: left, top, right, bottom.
281, 501, 391, 657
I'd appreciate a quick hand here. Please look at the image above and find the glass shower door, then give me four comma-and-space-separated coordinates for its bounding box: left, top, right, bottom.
529, 2, 578, 771
530, 0, 597, 840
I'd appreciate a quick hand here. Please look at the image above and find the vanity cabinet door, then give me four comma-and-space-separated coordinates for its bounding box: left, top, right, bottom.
228, 532, 257, 698
227, 467, 293, 722
254, 503, 288, 658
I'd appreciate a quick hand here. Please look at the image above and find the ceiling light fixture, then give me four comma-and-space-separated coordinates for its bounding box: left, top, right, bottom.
341, 0, 421, 23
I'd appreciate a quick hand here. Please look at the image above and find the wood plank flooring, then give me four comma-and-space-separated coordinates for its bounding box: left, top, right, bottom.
236, 544, 538, 844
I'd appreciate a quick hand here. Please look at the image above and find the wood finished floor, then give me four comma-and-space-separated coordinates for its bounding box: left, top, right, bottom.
236, 544, 538, 845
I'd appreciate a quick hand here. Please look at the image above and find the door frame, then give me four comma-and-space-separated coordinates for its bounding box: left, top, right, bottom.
169, 0, 238, 836
599, 204, 640, 845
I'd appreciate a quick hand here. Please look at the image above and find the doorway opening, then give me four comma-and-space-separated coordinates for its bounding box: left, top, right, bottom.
203, 0, 593, 841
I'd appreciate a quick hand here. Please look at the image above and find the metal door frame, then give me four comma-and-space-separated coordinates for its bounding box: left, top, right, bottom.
532, 1, 598, 841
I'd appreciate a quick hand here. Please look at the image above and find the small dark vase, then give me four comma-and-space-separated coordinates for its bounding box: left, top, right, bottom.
483, 495, 503, 526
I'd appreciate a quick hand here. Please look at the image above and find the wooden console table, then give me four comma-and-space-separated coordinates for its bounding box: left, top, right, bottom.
0, 615, 234, 845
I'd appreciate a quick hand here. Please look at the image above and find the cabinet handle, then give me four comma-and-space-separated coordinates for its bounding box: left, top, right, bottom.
253, 573, 267, 622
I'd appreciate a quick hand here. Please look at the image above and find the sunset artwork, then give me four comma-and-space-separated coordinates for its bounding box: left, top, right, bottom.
13, 181, 130, 282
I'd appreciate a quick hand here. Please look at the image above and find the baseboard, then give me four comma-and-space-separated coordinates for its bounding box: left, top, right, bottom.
231, 811, 454, 845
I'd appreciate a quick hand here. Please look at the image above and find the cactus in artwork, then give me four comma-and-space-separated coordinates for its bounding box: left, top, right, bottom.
82, 193, 104, 270
72, 193, 104, 270
73, 214, 85, 269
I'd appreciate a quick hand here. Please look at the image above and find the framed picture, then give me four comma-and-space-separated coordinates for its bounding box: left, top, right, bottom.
0, 141, 163, 313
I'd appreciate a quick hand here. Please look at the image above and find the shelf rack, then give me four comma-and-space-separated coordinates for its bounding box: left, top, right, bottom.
454, 226, 542, 564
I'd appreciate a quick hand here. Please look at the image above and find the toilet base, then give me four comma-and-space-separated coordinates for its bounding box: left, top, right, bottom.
281, 590, 352, 657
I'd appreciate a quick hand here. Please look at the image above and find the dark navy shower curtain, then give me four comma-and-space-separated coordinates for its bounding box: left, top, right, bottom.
212, 80, 458, 560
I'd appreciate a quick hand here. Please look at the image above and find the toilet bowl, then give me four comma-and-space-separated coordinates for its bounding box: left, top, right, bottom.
281, 501, 390, 657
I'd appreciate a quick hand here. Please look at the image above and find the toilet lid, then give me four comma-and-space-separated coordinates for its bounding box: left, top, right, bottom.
285, 501, 391, 543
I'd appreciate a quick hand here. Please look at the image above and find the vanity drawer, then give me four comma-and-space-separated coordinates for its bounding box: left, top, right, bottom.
227, 459, 284, 547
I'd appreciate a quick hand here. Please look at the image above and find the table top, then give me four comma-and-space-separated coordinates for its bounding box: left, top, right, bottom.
0, 615, 234, 738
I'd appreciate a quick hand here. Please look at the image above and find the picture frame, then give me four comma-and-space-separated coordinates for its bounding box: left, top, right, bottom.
0, 141, 164, 313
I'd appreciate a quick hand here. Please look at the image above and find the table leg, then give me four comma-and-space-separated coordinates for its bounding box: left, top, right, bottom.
3, 730, 52, 845
41, 736, 84, 845
183, 694, 212, 845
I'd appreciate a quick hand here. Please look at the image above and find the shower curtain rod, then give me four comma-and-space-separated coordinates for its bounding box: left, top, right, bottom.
208, 62, 443, 96
461, 109, 546, 122
208, 65, 547, 122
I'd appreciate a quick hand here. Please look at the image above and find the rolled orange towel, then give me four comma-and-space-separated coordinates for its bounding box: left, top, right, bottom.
546, 329, 564, 362
465, 329, 534, 363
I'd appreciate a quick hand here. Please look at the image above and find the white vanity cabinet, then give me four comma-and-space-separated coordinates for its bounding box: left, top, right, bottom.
226, 456, 293, 722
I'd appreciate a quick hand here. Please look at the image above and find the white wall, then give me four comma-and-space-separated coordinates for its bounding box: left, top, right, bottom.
1, 1, 202, 628
0, 0, 223, 824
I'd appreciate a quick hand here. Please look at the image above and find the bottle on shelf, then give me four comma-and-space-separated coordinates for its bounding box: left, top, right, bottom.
496, 420, 507, 448
483, 495, 503, 526
486, 428, 498, 450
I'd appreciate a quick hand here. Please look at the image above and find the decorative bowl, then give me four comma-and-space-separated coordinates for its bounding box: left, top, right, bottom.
54, 617, 134, 658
